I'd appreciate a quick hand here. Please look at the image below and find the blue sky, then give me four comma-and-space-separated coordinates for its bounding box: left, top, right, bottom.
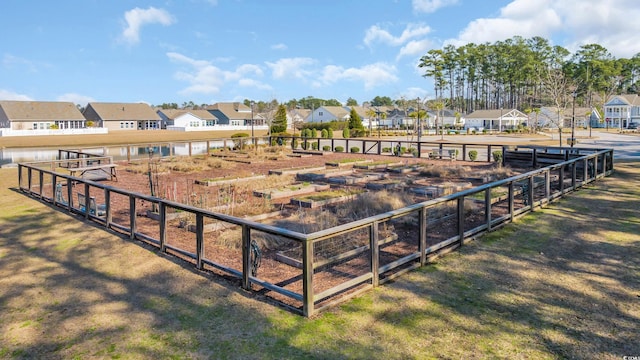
2, 0, 640, 107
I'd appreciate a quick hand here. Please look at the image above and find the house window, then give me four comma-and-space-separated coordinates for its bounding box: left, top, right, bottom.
319, 112, 323, 116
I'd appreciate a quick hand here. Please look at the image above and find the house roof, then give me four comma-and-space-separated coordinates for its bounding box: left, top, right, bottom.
605, 94, 640, 106
321, 106, 350, 119
157, 109, 217, 120
205, 102, 252, 120
540, 107, 594, 118
85, 102, 161, 121
465, 109, 527, 119
0, 100, 85, 121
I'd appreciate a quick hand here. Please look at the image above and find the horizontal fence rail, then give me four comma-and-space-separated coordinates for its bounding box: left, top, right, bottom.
17, 138, 614, 317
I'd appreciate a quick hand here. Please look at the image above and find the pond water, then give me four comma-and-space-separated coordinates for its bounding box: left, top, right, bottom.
0, 140, 228, 167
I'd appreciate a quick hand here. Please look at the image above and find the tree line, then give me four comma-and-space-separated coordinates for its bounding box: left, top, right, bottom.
418, 35, 640, 114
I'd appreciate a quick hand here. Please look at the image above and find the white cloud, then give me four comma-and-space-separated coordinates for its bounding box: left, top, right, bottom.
448, 0, 640, 58
271, 43, 288, 50
266, 58, 316, 80
320, 63, 399, 90
56, 93, 96, 107
0, 89, 32, 101
121, 7, 175, 45
397, 39, 432, 60
167, 52, 264, 95
412, 0, 459, 13
364, 23, 432, 47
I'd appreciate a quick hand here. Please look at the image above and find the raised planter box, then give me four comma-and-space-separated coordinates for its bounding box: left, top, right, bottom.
325, 159, 372, 167
353, 161, 404, 170
327, 172, 388, 185
295, 169, 353, 182
195, 174, 266, 186
253, 183, 331, 199
269, 166, 326, 176
365, 180, 403, 190
290, 190, 366, 208
387, 164, 424, 174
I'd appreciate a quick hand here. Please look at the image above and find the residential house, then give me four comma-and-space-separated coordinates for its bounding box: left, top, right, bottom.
0, 100, 86, 130
305, 105, 375, 128
537, 107, 598, 129
427, 109, 464, 129
288, 108, 310, 133
464, 109, 528, 131
603, 94, 640, 129
157, 109, 219, 131
305, 106, 350, 124
206, 102, 264, 127
83, 102, 161, 131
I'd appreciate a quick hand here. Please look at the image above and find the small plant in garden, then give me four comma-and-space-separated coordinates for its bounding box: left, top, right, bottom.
350, 147, 360, 153
342, 128, 350, 138
335, 146, 344, 152
322, 145, 331, 151
311, 142, 319, 150
492, 150, 503, 163
321, 129, 328, 138
468, 150, 478, 161
382, 147, 391, 153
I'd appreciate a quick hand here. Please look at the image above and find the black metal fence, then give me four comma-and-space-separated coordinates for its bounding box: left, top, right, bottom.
17, 142, 614, 317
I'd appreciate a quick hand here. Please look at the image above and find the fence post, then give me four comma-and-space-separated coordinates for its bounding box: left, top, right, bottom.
458, 197, 465, 244
528, 176, 534, 209
544, 170, 550, 202
242, 224, 251, 289
571, 162, 577, 190
196, 213, 204, 269
559, 166, 565, 194
508, 181, 515, 222
419, 208, 427, 265
84, 183, 90, 220
302, 239, 314, 317
485, 188, 492, 231
105, 189, 112, 228
370, 222, 379, 287
129, 195, 136, 240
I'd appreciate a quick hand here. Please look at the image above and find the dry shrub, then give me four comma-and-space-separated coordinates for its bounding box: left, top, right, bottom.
419, 164, 472, 178
126, 156, 232, 174
335, 190, 414, 222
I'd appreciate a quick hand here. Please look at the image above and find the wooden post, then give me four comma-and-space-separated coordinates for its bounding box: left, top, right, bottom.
129, 195, 136, 240
462, 144, 467, 161
38, 171, 44, 198
457, 197, 465, 244
83, 183, 90, 220
528, 176, 534, 209
105, 189, 112, 228
419, 208, 427, 265
242, 224, 251, 289
302, 239, 314, 317
196, 213, 204, 269
158, 202, 166, 252
508, 182, 515, 221
370, 222, 379, 287
485, 188, 492, 231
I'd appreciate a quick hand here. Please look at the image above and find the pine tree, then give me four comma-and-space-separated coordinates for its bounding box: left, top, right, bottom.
270, 104, 288, 134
